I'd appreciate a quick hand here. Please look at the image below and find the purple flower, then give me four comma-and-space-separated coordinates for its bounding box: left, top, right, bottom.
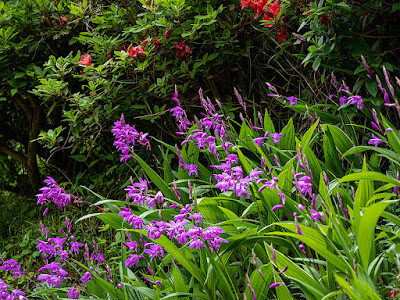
309, 209, 325, 223
253, 137, 265, 147
348, 95, 363, 109
166, 220, 188, 239
186, 164, 198, 176
234, 87, 246, 111
271, 204, 283, 211
368, 134, 383, 149
70, 241, 84, 255
112, 115, 150, 163
188, 213, 203, 226
269, 282, 284, 289
80, 272, 92, 285
287, 96, 298, 106
270, 133, 284, 144
48, 237, 67, 249
67, 286, 80, 299
36, 177, 72, 211
296, 175, 312, 195
189, 238, 206, 250
339, 96, 348, 106
125, 254, 144, 269
143, 244, 164, 262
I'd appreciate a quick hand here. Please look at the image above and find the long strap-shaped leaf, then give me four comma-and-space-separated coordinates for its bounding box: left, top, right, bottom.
133, 153, 178, 202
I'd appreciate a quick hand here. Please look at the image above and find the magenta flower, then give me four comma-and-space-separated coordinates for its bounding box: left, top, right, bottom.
125, 254, 143, 268
189, 238, 206, 250
253, 137, 265, 147
188, 213, 203, 226
270, 133, 284, 144
80, 272, 92, 285
287, 96, 298, 106
269, 282, 284, 289
368, 134, 383, 149
70, 241, 84, 255
36, 176, 72, 211
309, 209, 325, 223
271, 204, 283, 211
67, 286, 80, 299
112, 115, 150, 163
143, 244, 164, 262
296, 175, 312, 195
186, 164, 198, 176
348, 95, 363, 109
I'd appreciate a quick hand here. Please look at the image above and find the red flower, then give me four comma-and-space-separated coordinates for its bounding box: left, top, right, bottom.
320, 15, 329, 26
241, 0, 252, 9
153, 39, 161, 49
267, 1, 282, 16
277, 28, 287, 43
164, 29, 170, 40
175, 40, 192, 58
59, 17, 68, 25
128, 44, 146, 58
262, 13, 274, 27
78, 54, 91, 66
252, 0, 268, 19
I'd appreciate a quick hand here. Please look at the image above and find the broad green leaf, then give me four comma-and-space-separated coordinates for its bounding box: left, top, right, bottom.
266, 245, 326, 299
263, 108, 275, 133
271, 224, 350, 272
301, 119, 319, 149
133, 153, 177, 201
335, 274, 362, 300
245, 263, 273, 299
280, 118, 295, 151
340, 171, 400, 186
358, 200, 396, 270
380, 114, 400, 154
343, 146, 400, 167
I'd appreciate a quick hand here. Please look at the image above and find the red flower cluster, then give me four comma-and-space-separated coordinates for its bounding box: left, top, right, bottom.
59, 17, 68, 25
241, 0, 282, 20
78, 54, 91, 66
175, 40, 192, 58
241, 0, 287, 43
128, 44, 146, 58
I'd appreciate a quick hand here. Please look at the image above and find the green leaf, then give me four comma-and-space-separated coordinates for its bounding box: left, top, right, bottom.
365, 80, 377, 97
263, 108, 275, 133
245, 263, 273, 299
133, 153, 178, 202
266, 245, 326, 299
335, 274, 362, 300
70, 154, 86, 162
340, 171, 400, 186
343, 146, 400, 167
393, 2, 400, 11
271, 223, 350, 273
358, 200, 396, 270
312, 57, 321, 71
280, 118, 295, 151
301, 119, 319, 149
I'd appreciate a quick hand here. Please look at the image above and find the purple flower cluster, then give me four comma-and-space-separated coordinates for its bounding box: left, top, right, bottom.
0, 259, 25, 278
36, 217, 84, 264
37, 262, 68, 288
212, 154, 264, 198
175, 146, 198, 176
112, 114, 150, 163
124, 177, 164, 210
36, 176, 72, 215
170, 86, 193, 134
0, 279, 27, 300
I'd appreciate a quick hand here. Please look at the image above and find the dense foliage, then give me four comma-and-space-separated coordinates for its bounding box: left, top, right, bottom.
2, 0, 400, 299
